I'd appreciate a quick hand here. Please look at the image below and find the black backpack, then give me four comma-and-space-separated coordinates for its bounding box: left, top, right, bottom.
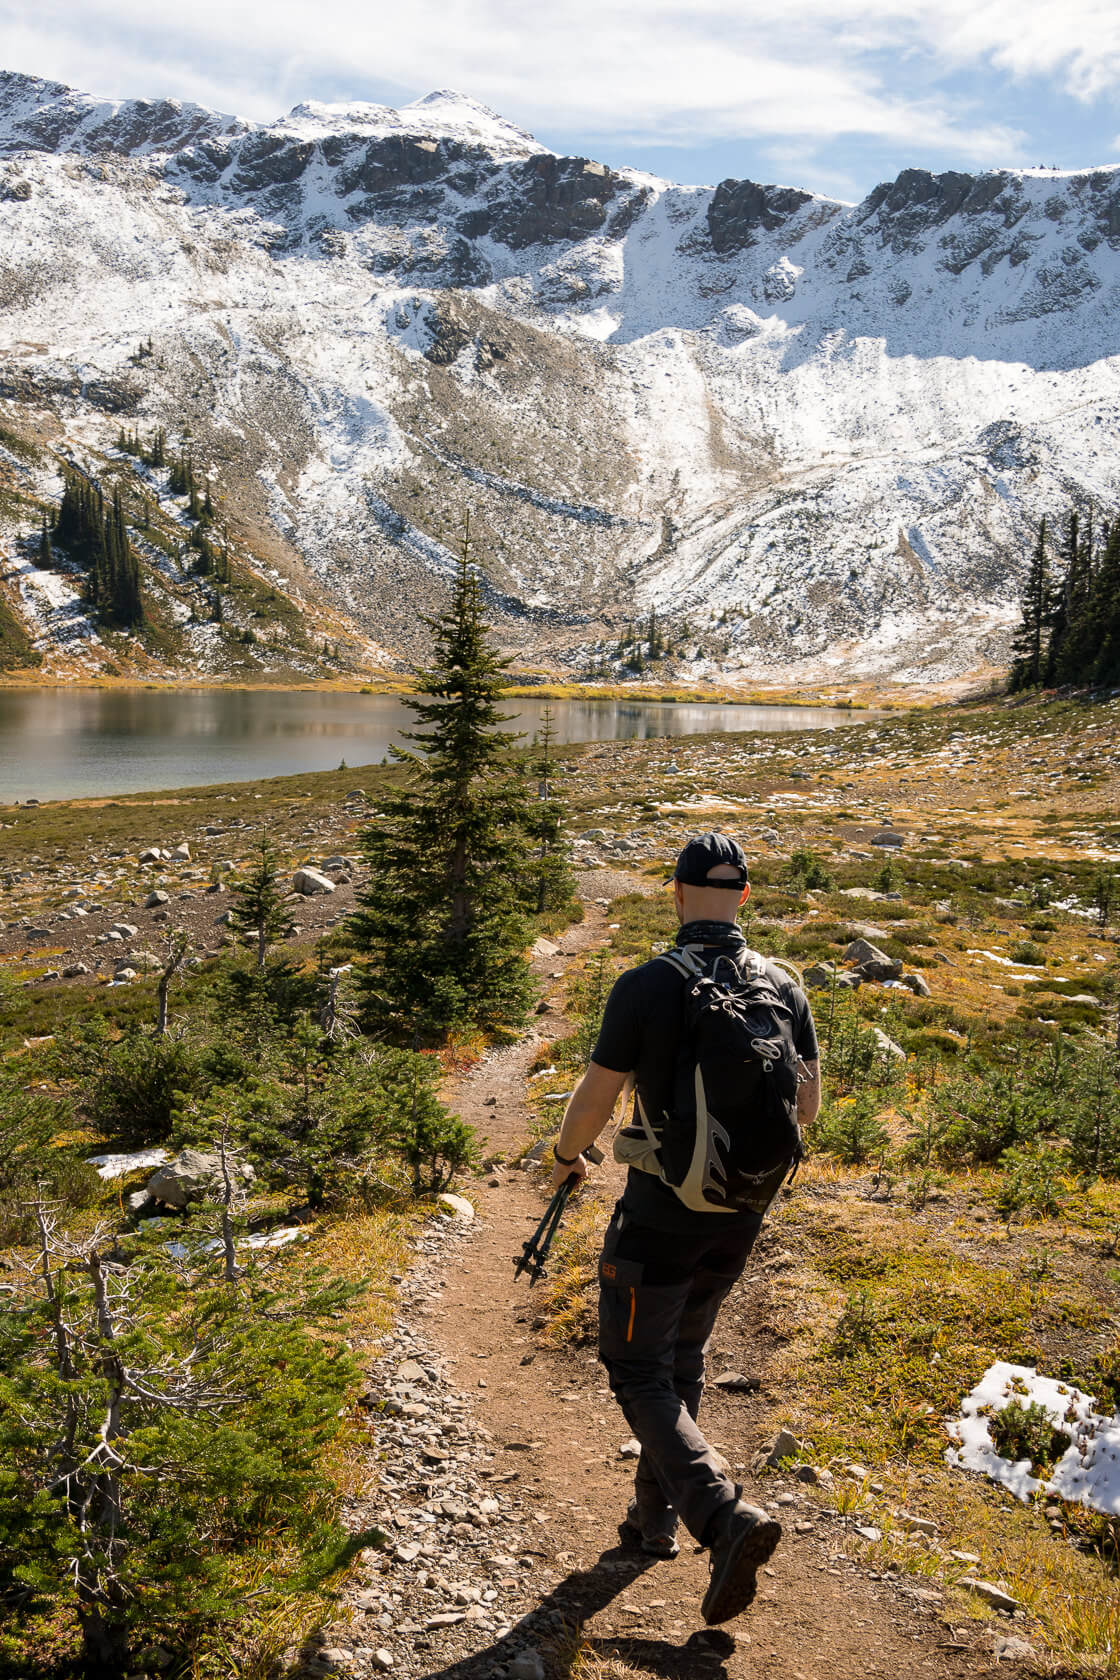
651, 945, 805, 1214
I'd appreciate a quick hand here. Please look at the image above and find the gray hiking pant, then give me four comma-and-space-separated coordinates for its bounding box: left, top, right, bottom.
597, 1204, 762, 1544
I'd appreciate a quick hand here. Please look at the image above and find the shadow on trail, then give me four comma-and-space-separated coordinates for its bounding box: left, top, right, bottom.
415, 1542, 735, 1680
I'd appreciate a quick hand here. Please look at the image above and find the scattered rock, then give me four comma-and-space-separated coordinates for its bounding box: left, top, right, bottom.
845, 938, 902, 982
138, 847, 162, 864
62, 962, 89, 977
899, 1512, 938, 1535
713, 1371, 761, 1392
762, 1428, 802, 1467
870, 830, 905, 848
619, 1438, 642, 1459
962, 1578, 1019, 1613
871, 1026, 906, 1059
993, 1633, 1037, 1662
292, 867, 337, 896
437, 1193, 474, 1223
371, 1654, 395, 1673
145, 1149, 255, 1210
900, 972, 931, 997
310, 1649, 354, 1673
949, 1549, 981, 1565
803, 961, 838, 990
794, 1463, 822, 1483
509, 1653, 545, 1680
396, 1359, 428, 1384
169, 844, 191, 862
145, 890, 170, 908
855, 1525, 883, 1543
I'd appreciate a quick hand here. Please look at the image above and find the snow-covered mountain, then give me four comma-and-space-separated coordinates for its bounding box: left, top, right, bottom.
3, 66, 1120, 684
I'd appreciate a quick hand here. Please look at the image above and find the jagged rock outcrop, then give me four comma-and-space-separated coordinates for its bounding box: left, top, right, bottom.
3, 66, 1120, 684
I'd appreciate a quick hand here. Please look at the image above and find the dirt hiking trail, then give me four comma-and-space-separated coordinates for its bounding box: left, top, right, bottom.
378, 872, 1027, 1680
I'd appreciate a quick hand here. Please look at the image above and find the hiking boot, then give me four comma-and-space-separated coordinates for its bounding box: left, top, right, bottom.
620, 1498, 680, 1559
700, 1500, 782, 1625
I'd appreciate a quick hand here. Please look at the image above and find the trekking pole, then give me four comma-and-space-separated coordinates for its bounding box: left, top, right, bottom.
513, 1173, 579, 1285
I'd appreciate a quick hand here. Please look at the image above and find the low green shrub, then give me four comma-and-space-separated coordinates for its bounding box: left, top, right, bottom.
990, 1398, 1071, 1470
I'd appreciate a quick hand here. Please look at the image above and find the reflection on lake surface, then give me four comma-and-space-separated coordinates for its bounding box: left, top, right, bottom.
0, 688, 874, 801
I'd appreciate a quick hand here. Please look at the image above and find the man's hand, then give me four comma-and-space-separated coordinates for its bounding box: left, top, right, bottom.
549, 1152, 588, 1193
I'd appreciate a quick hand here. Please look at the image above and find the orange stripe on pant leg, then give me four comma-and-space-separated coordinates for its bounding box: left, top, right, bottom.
626, 1286, 636, 1343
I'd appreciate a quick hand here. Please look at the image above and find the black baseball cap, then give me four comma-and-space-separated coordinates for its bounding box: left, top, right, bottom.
666, 832, 749, 889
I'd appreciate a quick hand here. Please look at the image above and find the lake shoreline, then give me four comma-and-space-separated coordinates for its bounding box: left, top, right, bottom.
0, 670, 980, 710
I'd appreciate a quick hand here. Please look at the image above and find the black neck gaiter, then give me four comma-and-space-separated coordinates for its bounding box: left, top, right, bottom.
676, 918, 746, 949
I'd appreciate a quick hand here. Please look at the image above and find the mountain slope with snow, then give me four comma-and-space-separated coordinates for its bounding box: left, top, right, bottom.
2, 67, 1120, 683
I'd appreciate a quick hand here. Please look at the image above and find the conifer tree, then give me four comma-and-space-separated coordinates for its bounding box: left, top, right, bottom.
352, 517, 535, 1040
1090, 518, 1120, 685
229, 835, 295, 970
523, 705, 574, 914
1051, 508, 1097, 683
1008, 517, 1051, 690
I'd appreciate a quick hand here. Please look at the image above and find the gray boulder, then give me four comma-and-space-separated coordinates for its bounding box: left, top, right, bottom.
845, 937, 902, 982
145, 889, 170, 908
138, 847, 162, 864
169, 843, 191, 862
900, 972, 931, 997
146, 1149, 256, 1209
292, 867, 336, 896
130, 952, 165, 972
803, 961, 838, 990
870, 830, 905, 848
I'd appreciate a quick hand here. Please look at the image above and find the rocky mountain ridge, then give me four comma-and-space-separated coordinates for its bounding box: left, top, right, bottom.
2, 67, 1120, 684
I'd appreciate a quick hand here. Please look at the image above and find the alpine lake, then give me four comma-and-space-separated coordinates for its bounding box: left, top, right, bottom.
0, 687, 874, 803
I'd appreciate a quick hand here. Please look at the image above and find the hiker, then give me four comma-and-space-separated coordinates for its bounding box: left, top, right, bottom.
550, 833, 820, 1625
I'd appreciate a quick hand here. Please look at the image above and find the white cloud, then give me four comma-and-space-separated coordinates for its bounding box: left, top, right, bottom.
0, 0, 1106, 161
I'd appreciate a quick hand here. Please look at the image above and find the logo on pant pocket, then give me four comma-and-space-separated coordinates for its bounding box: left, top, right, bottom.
602, 1262, 617, 1280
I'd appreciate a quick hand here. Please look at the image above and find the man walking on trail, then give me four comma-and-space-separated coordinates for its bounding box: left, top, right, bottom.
550, 833, 820, 1625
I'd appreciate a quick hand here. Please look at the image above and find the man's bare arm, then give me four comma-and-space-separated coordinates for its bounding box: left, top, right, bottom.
798, 1058, 821, 1129
549, 1061, 630, 1189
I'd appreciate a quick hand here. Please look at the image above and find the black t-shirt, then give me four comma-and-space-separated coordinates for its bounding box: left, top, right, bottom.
592, 941, 819, 1234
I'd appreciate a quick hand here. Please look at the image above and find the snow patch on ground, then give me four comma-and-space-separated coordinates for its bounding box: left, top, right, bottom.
947, 1360, 1120, 1515
87, 1147, 170, 1180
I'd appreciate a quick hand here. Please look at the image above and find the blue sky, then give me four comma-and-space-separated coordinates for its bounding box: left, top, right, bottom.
2, 0, 1119, 201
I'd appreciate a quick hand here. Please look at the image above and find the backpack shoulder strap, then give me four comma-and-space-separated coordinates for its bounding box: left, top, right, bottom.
767, 955, 805, 990
655, 947, 705, 980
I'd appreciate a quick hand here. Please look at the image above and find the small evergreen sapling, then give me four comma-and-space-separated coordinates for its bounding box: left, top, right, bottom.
228, 835, 295, 970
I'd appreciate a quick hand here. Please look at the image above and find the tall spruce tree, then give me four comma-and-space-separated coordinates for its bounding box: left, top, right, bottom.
1008, 516, 1051, 691
36, 515, 52, 569
1091, 517, 1120, 685
1052, 507, 1097, 683
352, 519, 535, 1040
